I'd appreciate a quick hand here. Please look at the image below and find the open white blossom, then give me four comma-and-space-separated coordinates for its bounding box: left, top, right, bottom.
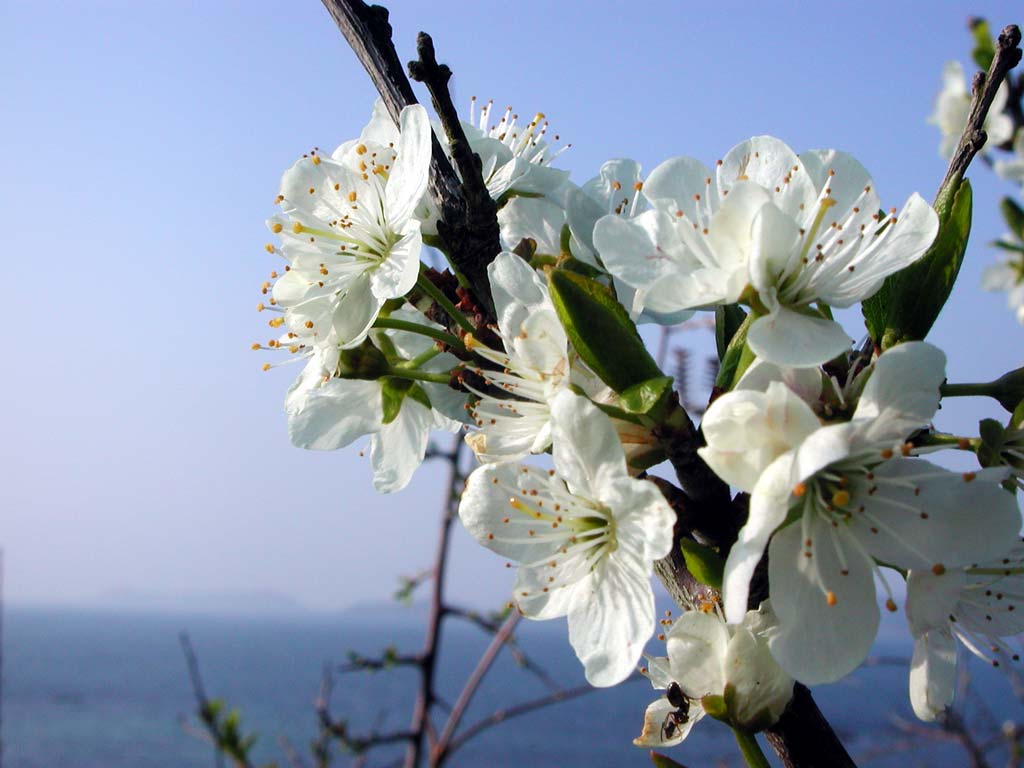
929, 61, 1014, 160
634, 602, 793, 748
286, 308, 462, 493
266, 103, 431, 361
463, 98, 570, 200
463, 252, 570, 463
593, 137, 938, 366
459, 391, 675, 686
700, 342, 1023, 684
906, 543, 1024, 721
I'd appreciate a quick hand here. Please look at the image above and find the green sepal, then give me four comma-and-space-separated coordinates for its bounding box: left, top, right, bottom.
679, 538, 725, 590
1002, 197, 1024, 241
970, 18, 996, 71
560, 223, 573, 256
620, 376, 676, 420
337, 340, 390, 379
715, 312, 755, 392
716, 304, 747, 361
863, 178, 973, 349
649, 752, 689, 768
548, 268, 662, 392
406, 383, 432, 411
381, 378, 414, 424
701, 693, 729, 722
557, 256, 606, 279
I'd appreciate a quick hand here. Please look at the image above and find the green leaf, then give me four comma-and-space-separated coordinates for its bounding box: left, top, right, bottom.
1013, 399, 1024, 429
381, 378, 414, 424
862, 178, 973, 349
1002, 197, 1024, 241
715, 304, 747, 361
970, 18, 995, 71
548, 268, 662, 392
650, 752, 690, 768
620, 376, 675, 418
679, 539, 725, 590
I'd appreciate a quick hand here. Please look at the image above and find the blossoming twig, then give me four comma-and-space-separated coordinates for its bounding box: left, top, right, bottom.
940, 24, 1022, 193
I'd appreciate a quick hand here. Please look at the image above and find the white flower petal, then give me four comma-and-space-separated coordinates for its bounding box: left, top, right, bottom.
567, 549, 655, 686
851, 342, 945, 441
747, 306, 851, 368
633, 696, 700, 747
718, 137, 816, 220
384, 104, 431, 225
287, 379, 383, 450
643, 156, 716, 221
370, 397, 433, 492
722, 452, 798, 623
909, 629, 956, 722
550, 391, 627, 497
767, 519, 880, 684
665, 610, 729, 697
849, 461, 1022, 571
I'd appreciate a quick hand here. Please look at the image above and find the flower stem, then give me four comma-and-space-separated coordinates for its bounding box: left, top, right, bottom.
941, 382, 994, 398
373, 316, 467, 353
399, 347, 444, 370
732, 728, 771, 768
385, 366, 455, 385
914, 432, 979, 451
417, 271, 476, 334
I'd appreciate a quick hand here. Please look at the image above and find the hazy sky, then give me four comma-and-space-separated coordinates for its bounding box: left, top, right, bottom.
3, 0, 1023, 612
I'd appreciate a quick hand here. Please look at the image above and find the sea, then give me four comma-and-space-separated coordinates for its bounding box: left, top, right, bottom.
4, 606, 1023, 768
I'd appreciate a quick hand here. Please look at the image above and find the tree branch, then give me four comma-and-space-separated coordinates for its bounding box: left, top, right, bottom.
319, 0, 500, 319
940, 24, 1022, 192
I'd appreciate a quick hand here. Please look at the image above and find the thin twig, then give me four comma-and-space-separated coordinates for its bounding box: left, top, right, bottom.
433, 612, 520, 763
940, 24, 1022, 193
444, 676, 642, 758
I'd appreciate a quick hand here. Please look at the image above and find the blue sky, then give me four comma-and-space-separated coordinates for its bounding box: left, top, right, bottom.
3, 0, 1023, 612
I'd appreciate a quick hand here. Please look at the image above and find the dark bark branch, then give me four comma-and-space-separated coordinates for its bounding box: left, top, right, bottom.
319, 0, 500, 319
763, 684, 857, 768
940, 24, 1022, 193
408, 32, 501, 318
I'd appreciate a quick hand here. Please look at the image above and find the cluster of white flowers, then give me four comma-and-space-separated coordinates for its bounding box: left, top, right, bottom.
259, 93, 1024, 756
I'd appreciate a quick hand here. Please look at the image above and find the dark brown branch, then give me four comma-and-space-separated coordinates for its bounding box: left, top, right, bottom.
408, 32, 501, 318
339, 649, 424, 674
319, 0, 500, 320
940, 24, 1022, 193
763, 684, 857, 768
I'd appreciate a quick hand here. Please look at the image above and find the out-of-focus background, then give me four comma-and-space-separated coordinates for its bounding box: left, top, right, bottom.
3, 1, 1024, 766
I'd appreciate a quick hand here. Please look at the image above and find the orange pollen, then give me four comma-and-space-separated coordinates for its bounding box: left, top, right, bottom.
271, 223, 283, 234
932, 564, 947, 576
792, 483, 807, 498
826, 591, 837, 607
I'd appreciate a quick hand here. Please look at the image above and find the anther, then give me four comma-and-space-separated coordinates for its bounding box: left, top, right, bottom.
271, 223, 283, 234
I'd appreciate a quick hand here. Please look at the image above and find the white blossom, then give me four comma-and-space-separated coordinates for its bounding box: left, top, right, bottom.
634, 602, 793, 748
593, 137, 938, 366
286, 309, 462, 493
700, 342, 1023, 684
907, 543, 1024, 721
463, 252, 570, 463
266, 103, 431, 362
463, 98, 570, 200
459, 391, 675, 686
